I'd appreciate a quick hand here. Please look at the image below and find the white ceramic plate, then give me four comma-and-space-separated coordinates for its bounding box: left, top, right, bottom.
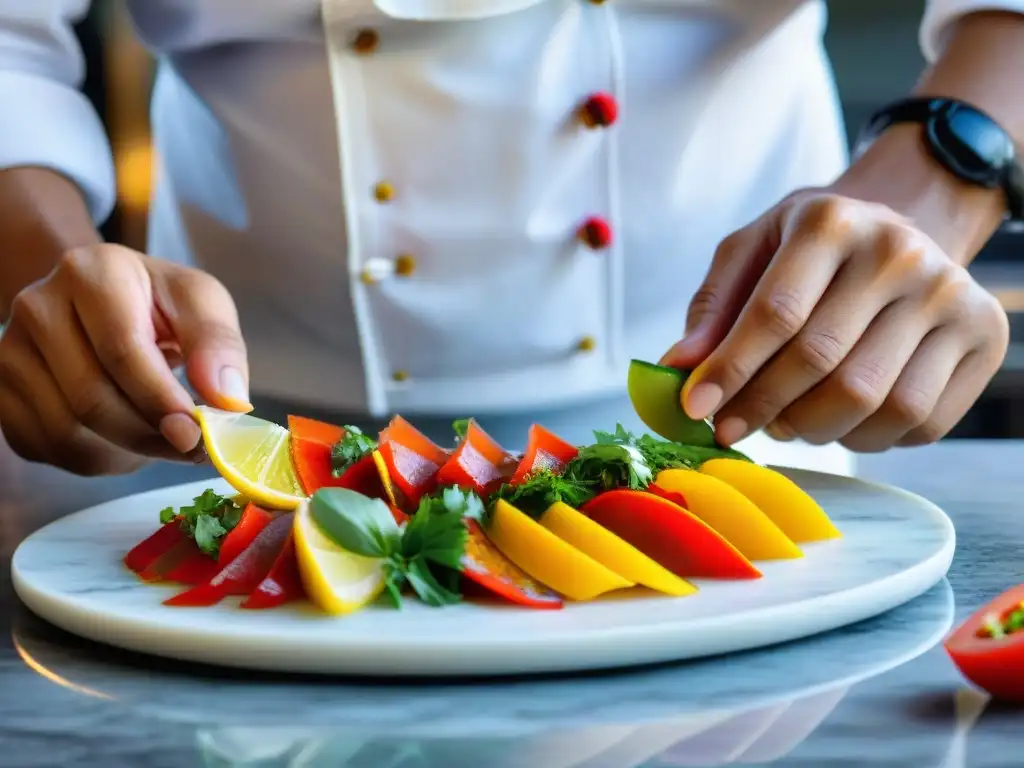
11, 468, 955, 677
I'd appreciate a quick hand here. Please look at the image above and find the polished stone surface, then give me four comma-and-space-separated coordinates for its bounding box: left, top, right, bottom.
2, 439, 1024, 767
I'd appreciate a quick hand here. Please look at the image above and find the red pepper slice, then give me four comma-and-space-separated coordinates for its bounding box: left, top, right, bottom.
945, 583, 1024, 701
124, 519, 185, 574
509, 424, 579, 485
137, 537, 201, 582
287, 414, 345, 447
241, 531, 305, 610
376, 416, 449, 508
165, 514, 294, 607
581, 490, 761, 579
435, 420, 516, 497
336, 452, 386, 496
163, 548, 222, 585
460, 520, 563, 609
646, 483, 689, 510
218, 503, 275, 568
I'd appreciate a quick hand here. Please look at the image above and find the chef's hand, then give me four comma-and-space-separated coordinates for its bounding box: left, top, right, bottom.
0, 244, 251, 475
660, 190, 1010, 452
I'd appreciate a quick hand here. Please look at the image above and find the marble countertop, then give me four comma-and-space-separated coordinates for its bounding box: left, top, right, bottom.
1, 438, 1022, 768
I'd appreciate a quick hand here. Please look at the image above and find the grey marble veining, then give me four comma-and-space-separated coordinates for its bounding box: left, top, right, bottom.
2, 440, 1024, 766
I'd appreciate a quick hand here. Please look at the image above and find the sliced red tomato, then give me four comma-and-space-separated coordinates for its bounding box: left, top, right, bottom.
377, 416, 450, 508
509, 424, 578, 485
287, 414, 345, 447
460, 520, 563, 609
581, 490, 762, 579
945, 583, 1024, 701
124, 519, 185, 574
646, 482, 689, 510
218, 503, 274, 568
435, 420, 516, 497
165, 514, 294, 607
241, 530, 305, 609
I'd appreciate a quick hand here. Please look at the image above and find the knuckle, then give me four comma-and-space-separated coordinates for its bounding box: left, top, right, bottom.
904, 420, 948, 446
795, 194, 856, 233
834, 368, 886, 415
67, 385, 114, 431
687, 286, 721, 326
883, 385, 933, 429
736, 387, 782, 426
716, 354, 758, 390
94, 335, 141, 377
755, 290, 807, 338
8, 290, 49, 334
794, 329, 845, 377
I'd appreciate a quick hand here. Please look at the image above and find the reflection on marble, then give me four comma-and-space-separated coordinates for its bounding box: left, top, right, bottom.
10, 581, 953, 742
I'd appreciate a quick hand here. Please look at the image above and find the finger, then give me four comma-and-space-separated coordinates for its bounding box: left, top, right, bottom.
15, 293, 199, 455
59, 249, 196, 425
659, 214, 781, 369
711, 247, 909, 445
899, 347, 1002, 447
0, 387, 48, 465
153, 263, 252, 412
681, 216, 848, 422
3, 327, 181, 472
776, 299, 933, 445
839, 328, 965, 452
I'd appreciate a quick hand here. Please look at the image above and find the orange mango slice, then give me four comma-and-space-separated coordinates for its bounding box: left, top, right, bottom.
654, 469, 803, 561
538, 502, 697, 597
486, 500, 634, 600
699, 459, 841, 542
581, 490, 761, 580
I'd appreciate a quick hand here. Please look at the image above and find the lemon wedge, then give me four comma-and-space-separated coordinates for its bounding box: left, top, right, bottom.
293, 499, 386, 615
195, 406, 306, 510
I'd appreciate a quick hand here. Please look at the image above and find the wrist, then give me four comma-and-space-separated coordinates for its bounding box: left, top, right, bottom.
0, 167, 102, 320
831, 122, 1004, 267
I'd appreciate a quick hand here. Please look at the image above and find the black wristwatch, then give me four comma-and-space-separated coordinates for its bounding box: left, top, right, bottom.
854, 97, 1024, 223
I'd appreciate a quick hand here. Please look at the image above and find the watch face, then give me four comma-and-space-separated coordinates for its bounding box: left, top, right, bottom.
930, 105, 1015, 187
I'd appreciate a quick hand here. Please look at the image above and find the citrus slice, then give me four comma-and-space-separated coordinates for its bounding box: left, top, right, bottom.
195, 406, 306, 510
627, 359, 717, 447
293, 499, 385, 615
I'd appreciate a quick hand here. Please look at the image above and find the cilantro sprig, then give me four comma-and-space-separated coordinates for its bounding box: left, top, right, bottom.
330, 426, 378, 477
490, 468, 595, 518
310, 486, 481, 608
159, 489, 243, 557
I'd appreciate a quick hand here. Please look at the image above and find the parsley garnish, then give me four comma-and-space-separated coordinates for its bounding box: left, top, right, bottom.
490, 469, 595, 518
592, 424, 752, 473
452, 418, 471, 441
310, 486, 479, 608
330, 426, 378, 477
158, 489, 243, 557
563, 439, 653, 494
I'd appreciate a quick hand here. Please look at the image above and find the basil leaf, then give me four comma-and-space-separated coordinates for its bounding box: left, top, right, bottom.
310, 488, 400, 558
382, 559, 407, 609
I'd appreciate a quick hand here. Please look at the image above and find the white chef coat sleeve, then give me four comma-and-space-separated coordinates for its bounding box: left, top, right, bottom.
0, 0, 116, 224
921, 0, 1024, 61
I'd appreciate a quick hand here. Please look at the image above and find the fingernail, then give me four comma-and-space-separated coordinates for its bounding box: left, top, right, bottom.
160, 413, 202, 454
218, 367, 252, 412
765, 420, 796, 442
685, 382, 723, 420
715, 416, 748, 446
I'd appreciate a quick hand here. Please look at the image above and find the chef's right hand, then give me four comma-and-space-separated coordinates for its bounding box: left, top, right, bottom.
0, 244, 251, 475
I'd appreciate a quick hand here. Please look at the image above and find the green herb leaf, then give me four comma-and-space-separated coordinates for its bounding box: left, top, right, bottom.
452, 418, 471, 441
489, 469, 594, 518
564, 441, 652, 493
403, 557, 462, 607
163, 489, 242, 557
402, 487, 474, 570
594, 424, 752, 473
310, 488, 401, 558
382, 560, 407, 609
193, 514, 228, 556
330, 426, 378, 477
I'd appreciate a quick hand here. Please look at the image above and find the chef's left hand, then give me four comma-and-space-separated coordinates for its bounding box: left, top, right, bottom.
660, 189, 1010, 452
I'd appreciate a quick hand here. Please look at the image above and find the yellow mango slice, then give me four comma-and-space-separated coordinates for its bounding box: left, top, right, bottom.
538, 501, 697, 597
655, 469, 803, 561
699, 459, 842, 542
486, 500, 634, 601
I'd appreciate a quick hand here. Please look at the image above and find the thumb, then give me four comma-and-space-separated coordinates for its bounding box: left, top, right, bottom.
151, 262, 252, 413
659, 215, 780, 370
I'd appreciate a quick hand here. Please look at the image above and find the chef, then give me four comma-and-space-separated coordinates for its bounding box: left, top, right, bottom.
0, 0, 1015, 478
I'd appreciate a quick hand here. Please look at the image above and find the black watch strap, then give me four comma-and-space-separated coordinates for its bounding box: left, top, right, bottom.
854, 97, 1024, 222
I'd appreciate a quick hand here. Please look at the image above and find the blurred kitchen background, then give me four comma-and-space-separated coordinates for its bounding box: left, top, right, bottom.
75, 0, 1024, 437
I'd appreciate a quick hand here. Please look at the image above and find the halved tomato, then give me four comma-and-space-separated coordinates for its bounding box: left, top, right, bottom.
945, 583, 1024, 701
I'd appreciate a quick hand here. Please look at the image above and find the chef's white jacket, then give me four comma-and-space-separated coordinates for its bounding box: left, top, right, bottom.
0, 0, 1016, 473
